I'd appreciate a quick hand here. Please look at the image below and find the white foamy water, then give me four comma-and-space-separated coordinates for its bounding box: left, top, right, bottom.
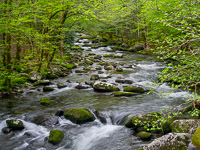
137, 63, 164, 70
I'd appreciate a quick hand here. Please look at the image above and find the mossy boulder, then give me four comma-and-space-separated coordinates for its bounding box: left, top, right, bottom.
192, 126, 200, 149
6, 119, 24, 130
116, 68, 123, 72
33, 80, 51, 86
64, 108, 95, 124
137, 131, 151, 141
123, 85, 145, 93
113, 92, 138, 97
40, 97, 51, 106
171, 119, 200, 133
90, 74, 100, 80
66, 64, 76, 69
93, 81, 120, 92
48, 129, 64, 145
140, 133, 192, 150
43, 86, 54, 92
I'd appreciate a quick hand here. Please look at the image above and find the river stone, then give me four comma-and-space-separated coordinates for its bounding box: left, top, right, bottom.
140, 133, 192, 150
171, 119, 200, 133
104, 65, 114, 70
75, 84, 90, 89
48, 129, 64, 145
64, 108, 95, 124
192, 126, 200, 149
57, 83, 67, 89
75, 70, 88, 73
2, 127, 13, 134
33, 80, 51, 86
116, 68, 123, 72
55, 110, 64, 117
90, 74, 100, 80
43, 86, 54, 92
113, 92, 138, 97
114, 53, 123, 58
137, 131, 152, 141
31, 115, 59, 126
115, 79, 133, 84
123, 85, 145, 93
6, 119, 24, 130
104, 54, 113, 57
93, 81, 120, 92
94, 55, 102, 59
93, 110, 107, 124
40, 97, 51, 106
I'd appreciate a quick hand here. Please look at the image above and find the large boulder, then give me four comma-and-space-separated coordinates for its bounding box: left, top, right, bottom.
171, 119, 200, 133
64, 108, 95, 124
48, 129, 64, 145
6, 119, 24, 130
123, 85, 145, 93
93, 81, 120, 92
192, 126, 200, 149
139, 133, 192, 150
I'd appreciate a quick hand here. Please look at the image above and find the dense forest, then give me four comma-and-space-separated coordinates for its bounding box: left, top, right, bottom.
0, 0, 199, 94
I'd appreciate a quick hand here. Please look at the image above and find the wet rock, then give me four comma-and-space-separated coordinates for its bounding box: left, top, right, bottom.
114, 53, 123, 58
31, 115, 59, 126
123, 85, 145, 93
104, 54, 113, 57
85, 81, 94, 86
123, 64, 132, 68
140, 133, 192, 150
29, 71, 42, 82
94, 55, 102, 59
2, 127, 13, 134
192, 126, 200, 149
90, 74, 100, 80
40, 97, 51, 106
100, 75, 112, 79
93, 81, 120, 92
55, 110, 64, 117
98, 71, 104, 74
75, 84, 90, 89
75, 70, 88, 73
85, 59, 93, 65
57, 83, 67, 89
64, 108, 95, 124
95, 66, 102, 70
6, 119, 24, 130
116, 68, 123, 72
125, 119, 134, 128
104, 65, 114, 70
48, 129, 64, 145
137, 131, 151, 141
33, 80, 51, 86
93, 110, 107, 124
43, 86, 54, 92
83, 67, 92, 71
113, 92, 138, 97
171, 119, 200, 133
115, 79, 133, 84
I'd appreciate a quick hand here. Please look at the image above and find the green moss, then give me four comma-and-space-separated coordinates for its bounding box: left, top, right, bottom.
123, 85, 145, 93
64, 108, 95, 124
116, 68, 123, 72
113, 92, 138, 97
46, 73, 58, 79
137, 131, 151, 140
192, 126, 200, 149
104, 65, 114, 70
40, 97, 51, 105
125, 119, 134, 128
66, 64, 76, 69
48, 129, 64, 145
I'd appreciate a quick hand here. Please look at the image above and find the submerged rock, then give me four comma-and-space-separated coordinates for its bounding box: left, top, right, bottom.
40, 97, 51, 106
123, 85, 145, 93
137, 131, 151, 141
113, 92, 138, 97
64, 108, 95, 124
48, 129, 64, 145
31, 115, 59, 126
6, 119, 24, 130
115, 79, 133, 84
140, 133, 192, 150
93, 81, 120, 92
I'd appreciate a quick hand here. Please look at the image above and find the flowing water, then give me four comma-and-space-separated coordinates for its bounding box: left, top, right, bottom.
0, 37, 194, 150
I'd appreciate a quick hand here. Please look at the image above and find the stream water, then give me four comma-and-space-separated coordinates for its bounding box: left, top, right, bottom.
0, 37, 194, 150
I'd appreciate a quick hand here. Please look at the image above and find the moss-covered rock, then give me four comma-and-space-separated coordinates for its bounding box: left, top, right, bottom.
116, 68, 123, 72
171, 119, 200, 133
46, 73, 58, 79
43, 86, 54, 92
104, 65, 114, 70
57, 83, 67, 89
40, 97, 51, 105
125, 119, 134, 128
90, 74, 100, 80
140, 133, 192, 150
113, 92, 138, 97
123, 85, 145, 93
93, 81, 120, 92
66, 64, 76, 69
104, 54, 113, 57
48, 129, 64, 145
137, 131, 151, 141
33, 80, 51, 86
192, 126, 200, 149
64, 108, 95, 124
6, 119, 24, 130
